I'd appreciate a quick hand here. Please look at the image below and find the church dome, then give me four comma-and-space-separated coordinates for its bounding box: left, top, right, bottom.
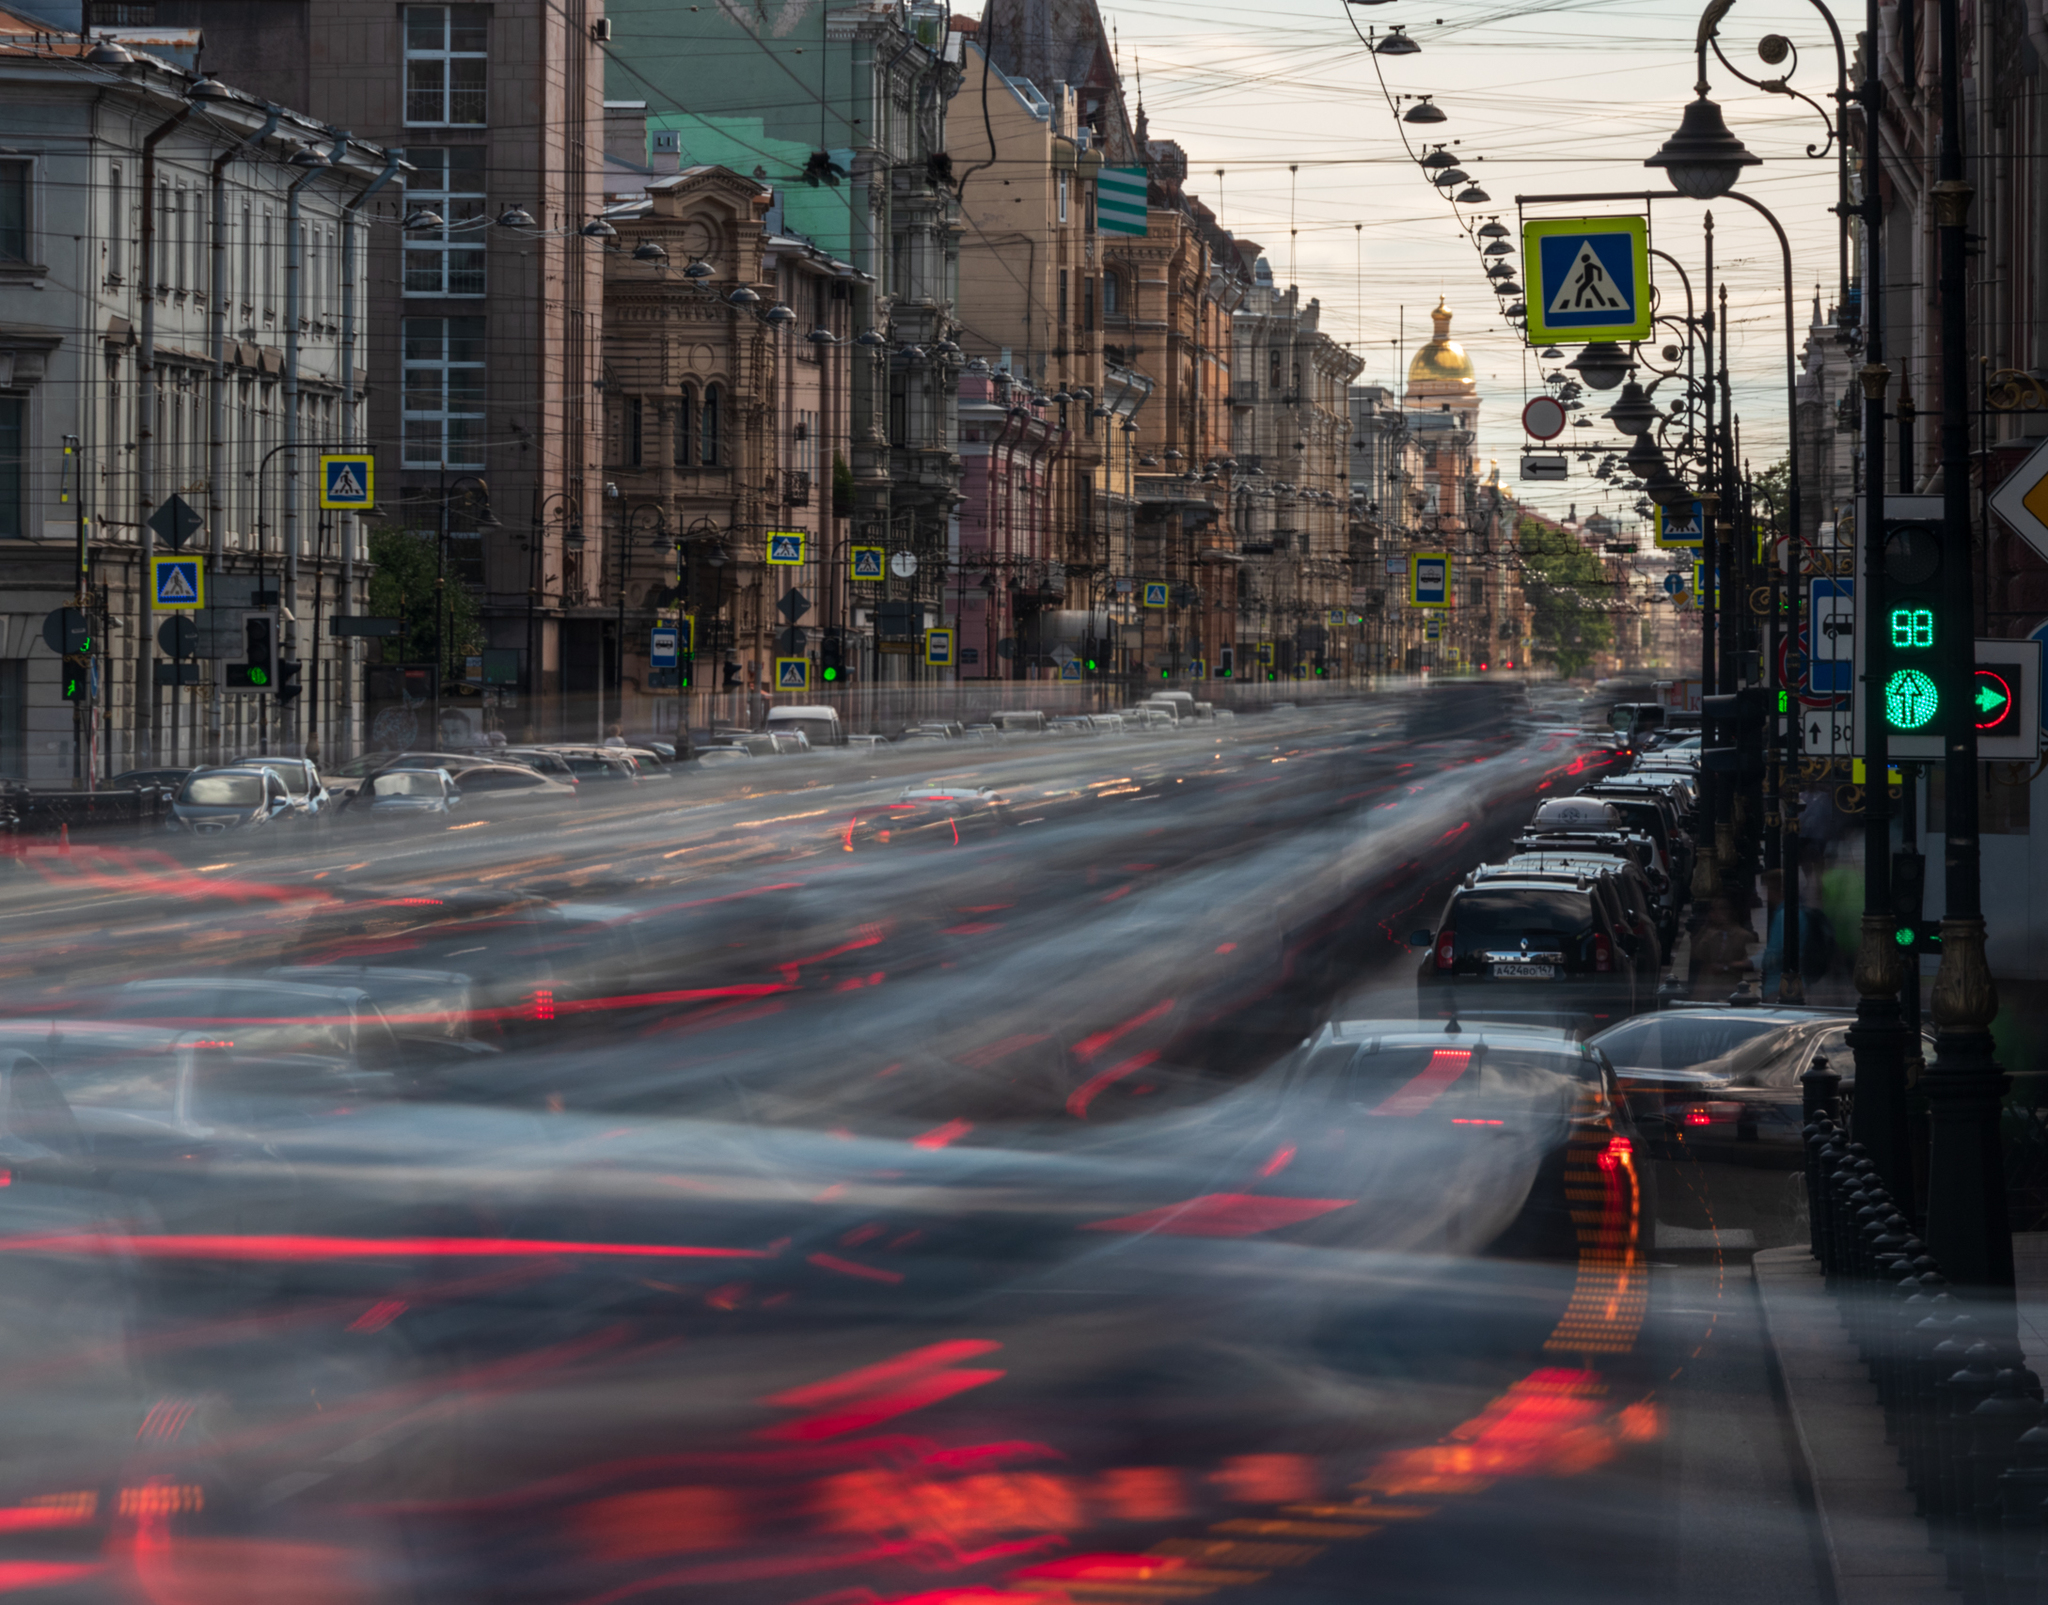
1406, 295, 1476, 393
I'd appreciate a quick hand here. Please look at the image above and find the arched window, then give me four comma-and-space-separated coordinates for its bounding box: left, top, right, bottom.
701, 382, 721, 466
674, 385, 694, 467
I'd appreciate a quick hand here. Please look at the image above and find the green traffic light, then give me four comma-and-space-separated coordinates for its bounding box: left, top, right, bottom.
1086, 659, 1097, 671
249, 667, 270, 686
1888, 606, 1935, 649
1895, 927, 1915, 948
822, 666, 839, 682
1883, 668, 1938, 730
1160, 669, 1169, 680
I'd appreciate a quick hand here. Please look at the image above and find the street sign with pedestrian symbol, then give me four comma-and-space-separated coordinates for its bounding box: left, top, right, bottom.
318, 454, 375, 510
925, 628, 956, 667
851, 546, 884, 582
1521, 215, 1651, 346
1190, 659, 1207, 679
1655, 499, 1706, 550
1142, 581, 1169, 608
1059, 658, 1082, 681
650, 627, 678, 668
767, 532, 806, 565
151, 554, 204, 610
1409, 552, 1451, 608
775, 656, 810, 691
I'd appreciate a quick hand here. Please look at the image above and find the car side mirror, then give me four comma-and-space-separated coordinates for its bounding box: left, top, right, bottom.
1408, 929, 1433, 951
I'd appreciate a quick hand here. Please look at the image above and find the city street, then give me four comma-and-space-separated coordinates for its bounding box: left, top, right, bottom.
0, 692, 1832, 1605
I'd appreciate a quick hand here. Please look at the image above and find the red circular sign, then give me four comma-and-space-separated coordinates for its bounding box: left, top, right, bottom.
1522, 395, 1567, 441
1974, 668, 2016, 731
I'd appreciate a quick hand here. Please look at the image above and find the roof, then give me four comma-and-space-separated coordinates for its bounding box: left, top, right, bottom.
1406, 296, 1476, 393
1317, 1018, 1583, 1048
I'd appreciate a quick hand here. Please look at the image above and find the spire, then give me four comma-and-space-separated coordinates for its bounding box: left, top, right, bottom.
1134, 58, 1147, 143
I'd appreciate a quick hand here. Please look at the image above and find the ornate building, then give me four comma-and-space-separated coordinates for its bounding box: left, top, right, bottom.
1400, 297, 1482, 668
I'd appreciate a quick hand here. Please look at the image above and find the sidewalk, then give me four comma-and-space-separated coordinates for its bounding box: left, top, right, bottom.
1754, 1234, 2048, 1605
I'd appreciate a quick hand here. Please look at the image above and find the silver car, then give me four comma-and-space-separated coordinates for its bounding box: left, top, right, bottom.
225, 755, 331, 816
169, 766, 298, 838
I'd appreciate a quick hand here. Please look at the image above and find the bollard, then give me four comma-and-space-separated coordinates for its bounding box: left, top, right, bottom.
1915, 1317, 1980, 1505
1814, 1132, 1849, 1271
1934, 1346, 2003, 1579
1884, 1269, 1945, 1430
1809, 1124, 1844, 1263
1993, 1421, 2048, 1605
1962, 1370, 2039, 1601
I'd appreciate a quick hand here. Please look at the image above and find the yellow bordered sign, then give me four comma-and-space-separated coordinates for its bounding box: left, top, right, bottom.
318, 453, 375, 510
1522, 214, 1652, 346
1409, 551, 1451, 608
150, 554, 204, 610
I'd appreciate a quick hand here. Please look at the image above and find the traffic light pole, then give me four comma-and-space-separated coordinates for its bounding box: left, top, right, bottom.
1920, 0, 2010, 1296
1840, 0, 1912, 1201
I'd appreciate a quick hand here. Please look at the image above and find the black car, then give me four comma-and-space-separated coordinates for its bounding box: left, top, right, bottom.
1504, 849, 1673, 961
1580, 783, 1691, 887
1589, 1007, 1935, 1162
1414, 875, 1644, 1031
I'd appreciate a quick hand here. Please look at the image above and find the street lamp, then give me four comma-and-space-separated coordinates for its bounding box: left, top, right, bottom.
1645, 90, 1761, 199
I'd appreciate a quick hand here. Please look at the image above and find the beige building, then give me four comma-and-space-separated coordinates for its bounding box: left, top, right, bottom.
1400, 298, 1482, 668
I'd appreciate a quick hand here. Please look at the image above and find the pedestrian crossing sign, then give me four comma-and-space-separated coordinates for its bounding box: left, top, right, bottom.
318, 453, 375, 510
151, 554, 203, 610
1059, 658, 1082, 681
1142, 581, 1170, 608
1190, 658, 1207, 679
767, 532, 806, 566
850, 545, 884, 582
775, 656, 810, 690
1656, 498, 1707, 550
924, 627, 956, 667
1521, 215, 1651, 345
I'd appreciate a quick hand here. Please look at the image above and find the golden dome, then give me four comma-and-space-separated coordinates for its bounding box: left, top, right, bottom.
1406, 295, 1477, 392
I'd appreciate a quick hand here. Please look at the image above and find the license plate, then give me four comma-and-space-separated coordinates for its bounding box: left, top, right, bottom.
1491, 963, 1555, 979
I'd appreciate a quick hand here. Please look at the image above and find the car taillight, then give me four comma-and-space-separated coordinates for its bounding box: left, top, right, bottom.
1685, 1106, 1713, 1126
1594, 932, 1612, 972
528, 987, 555, 1022
1434, 931, 1456, 970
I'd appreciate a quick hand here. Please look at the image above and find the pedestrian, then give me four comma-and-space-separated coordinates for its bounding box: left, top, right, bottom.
602, 723, 627, 749
1690, 895, 1757, 1000
1759, 868, 1835, 996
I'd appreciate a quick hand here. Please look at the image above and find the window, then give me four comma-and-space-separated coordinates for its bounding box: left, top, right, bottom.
1101, 272, 1119, 319
1057, 171, 1069, 224
107, 164, 122, 280
401, 146, 486, 296
1058, 269, 1068, 329
626, 397, 643, 468
674, 385, 693, 467
700, 382, 721, 466
1268, 349, 1281, 389
0, 162, 28, 266
1083, 275, 1094, 333
0, 396, 23, 539
405, 5, 488, 127
402, 315, 485, 468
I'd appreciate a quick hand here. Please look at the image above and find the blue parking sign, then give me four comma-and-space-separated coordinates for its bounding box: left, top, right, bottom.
650, 627, 678, 668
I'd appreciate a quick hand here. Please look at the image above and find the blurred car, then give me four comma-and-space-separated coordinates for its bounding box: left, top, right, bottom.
991, 710, 1047, 734
764, 707, 843, 749
225, 754, 330, 816
1200, 1019, 1652, 1259
843, 794, 1009, 850
95, 978, 415, 1080
436, 763, 578, 809
109, 766, 195, 794
541, 747, 642, 784
1588, 1007, 1923, 1162
1413, 876, 1645, 1030
696, 746, 754, 766
345, 767, 461, 821
169, 765, 299, 838
262, 965, 504, 1067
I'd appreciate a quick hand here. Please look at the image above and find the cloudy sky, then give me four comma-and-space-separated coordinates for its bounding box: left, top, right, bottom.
1103, 0, 1852, 530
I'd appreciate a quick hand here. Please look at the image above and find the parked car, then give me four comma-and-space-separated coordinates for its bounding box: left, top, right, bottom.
437, 763, 578, 809
1504, 849, 1675, 959
1468, 860, 1664, 982
345, 766, 462, 821
109, 766, 196, 794
539, 748, 640, 784
224, 755, 331, 816
495, 748, 583, 785
991, 710, 1047, 734
704, 736, 776, 758
1580, 782, 1692, 887
168, 765, 300, 838
766, 705, 846, 748
1413, 875, 1644, 1031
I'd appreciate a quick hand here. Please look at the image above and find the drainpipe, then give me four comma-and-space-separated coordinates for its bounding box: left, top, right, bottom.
281, 131, 346, 753
136, 94, 198, 766
337, 148, 402, 761
210, 103, 280, 570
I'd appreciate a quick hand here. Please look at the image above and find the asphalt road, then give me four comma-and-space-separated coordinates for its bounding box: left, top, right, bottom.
0, 686, 1831, 1604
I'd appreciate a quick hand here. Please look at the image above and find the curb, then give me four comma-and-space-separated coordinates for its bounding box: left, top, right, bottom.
1752, 1245, 1949, 1604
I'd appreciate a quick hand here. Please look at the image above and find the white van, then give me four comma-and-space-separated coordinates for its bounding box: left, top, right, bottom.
765, 705, 846, 748
1142, 691, 1199, 722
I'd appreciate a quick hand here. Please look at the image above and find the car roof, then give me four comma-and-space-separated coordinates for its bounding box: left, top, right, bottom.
1450, 876, 1597, 899
767, 706, 838, 719
118, 977, 374, 1005
1313, 1018, 1585, 1051
1650, 1003, 1855, 1022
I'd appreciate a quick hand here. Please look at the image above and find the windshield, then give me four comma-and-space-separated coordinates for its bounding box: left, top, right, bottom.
1451, 888, 1595, 943
771, 718, 838, 745
181, 773, 266, 807
372, 771, 445, 797
1592, 1013, 1788, 1070
45, 1046, 182, 1114
232, 759, 309, 796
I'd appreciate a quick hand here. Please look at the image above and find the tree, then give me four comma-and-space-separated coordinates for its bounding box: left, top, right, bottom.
1517, 514, 1616, 678
365, 525, 483, 679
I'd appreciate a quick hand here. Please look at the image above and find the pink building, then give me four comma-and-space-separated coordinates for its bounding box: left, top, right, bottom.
954, 364, 1070, 678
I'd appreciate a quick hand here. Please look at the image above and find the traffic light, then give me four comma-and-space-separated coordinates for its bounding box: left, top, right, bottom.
1879, 513, 1968, 735
1890, 848, 1943, 952
275, 658, 303, 706
63, 664, 89, 702
820, 627, 845, 684
721, 658, 742, 691
1312, 656, 1328, 677
1701, 688, 1766, 778
227, 613, 277, 691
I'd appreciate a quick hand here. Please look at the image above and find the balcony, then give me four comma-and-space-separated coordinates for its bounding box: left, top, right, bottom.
1230, 380, 1258, 408
782, 470, 811, 507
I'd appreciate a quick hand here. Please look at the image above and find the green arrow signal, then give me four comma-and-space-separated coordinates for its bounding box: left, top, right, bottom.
1976, 681, 2009, 715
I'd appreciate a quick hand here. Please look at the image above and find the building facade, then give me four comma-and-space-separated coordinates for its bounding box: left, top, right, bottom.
160, 0, 608, 740
0, 26, 392, 781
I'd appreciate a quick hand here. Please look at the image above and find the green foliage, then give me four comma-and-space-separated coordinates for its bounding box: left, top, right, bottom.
366, 525, 483, 677
832, 451, 854, 518
1518, 514, 1615, 679
1752, 456, 1791, 523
